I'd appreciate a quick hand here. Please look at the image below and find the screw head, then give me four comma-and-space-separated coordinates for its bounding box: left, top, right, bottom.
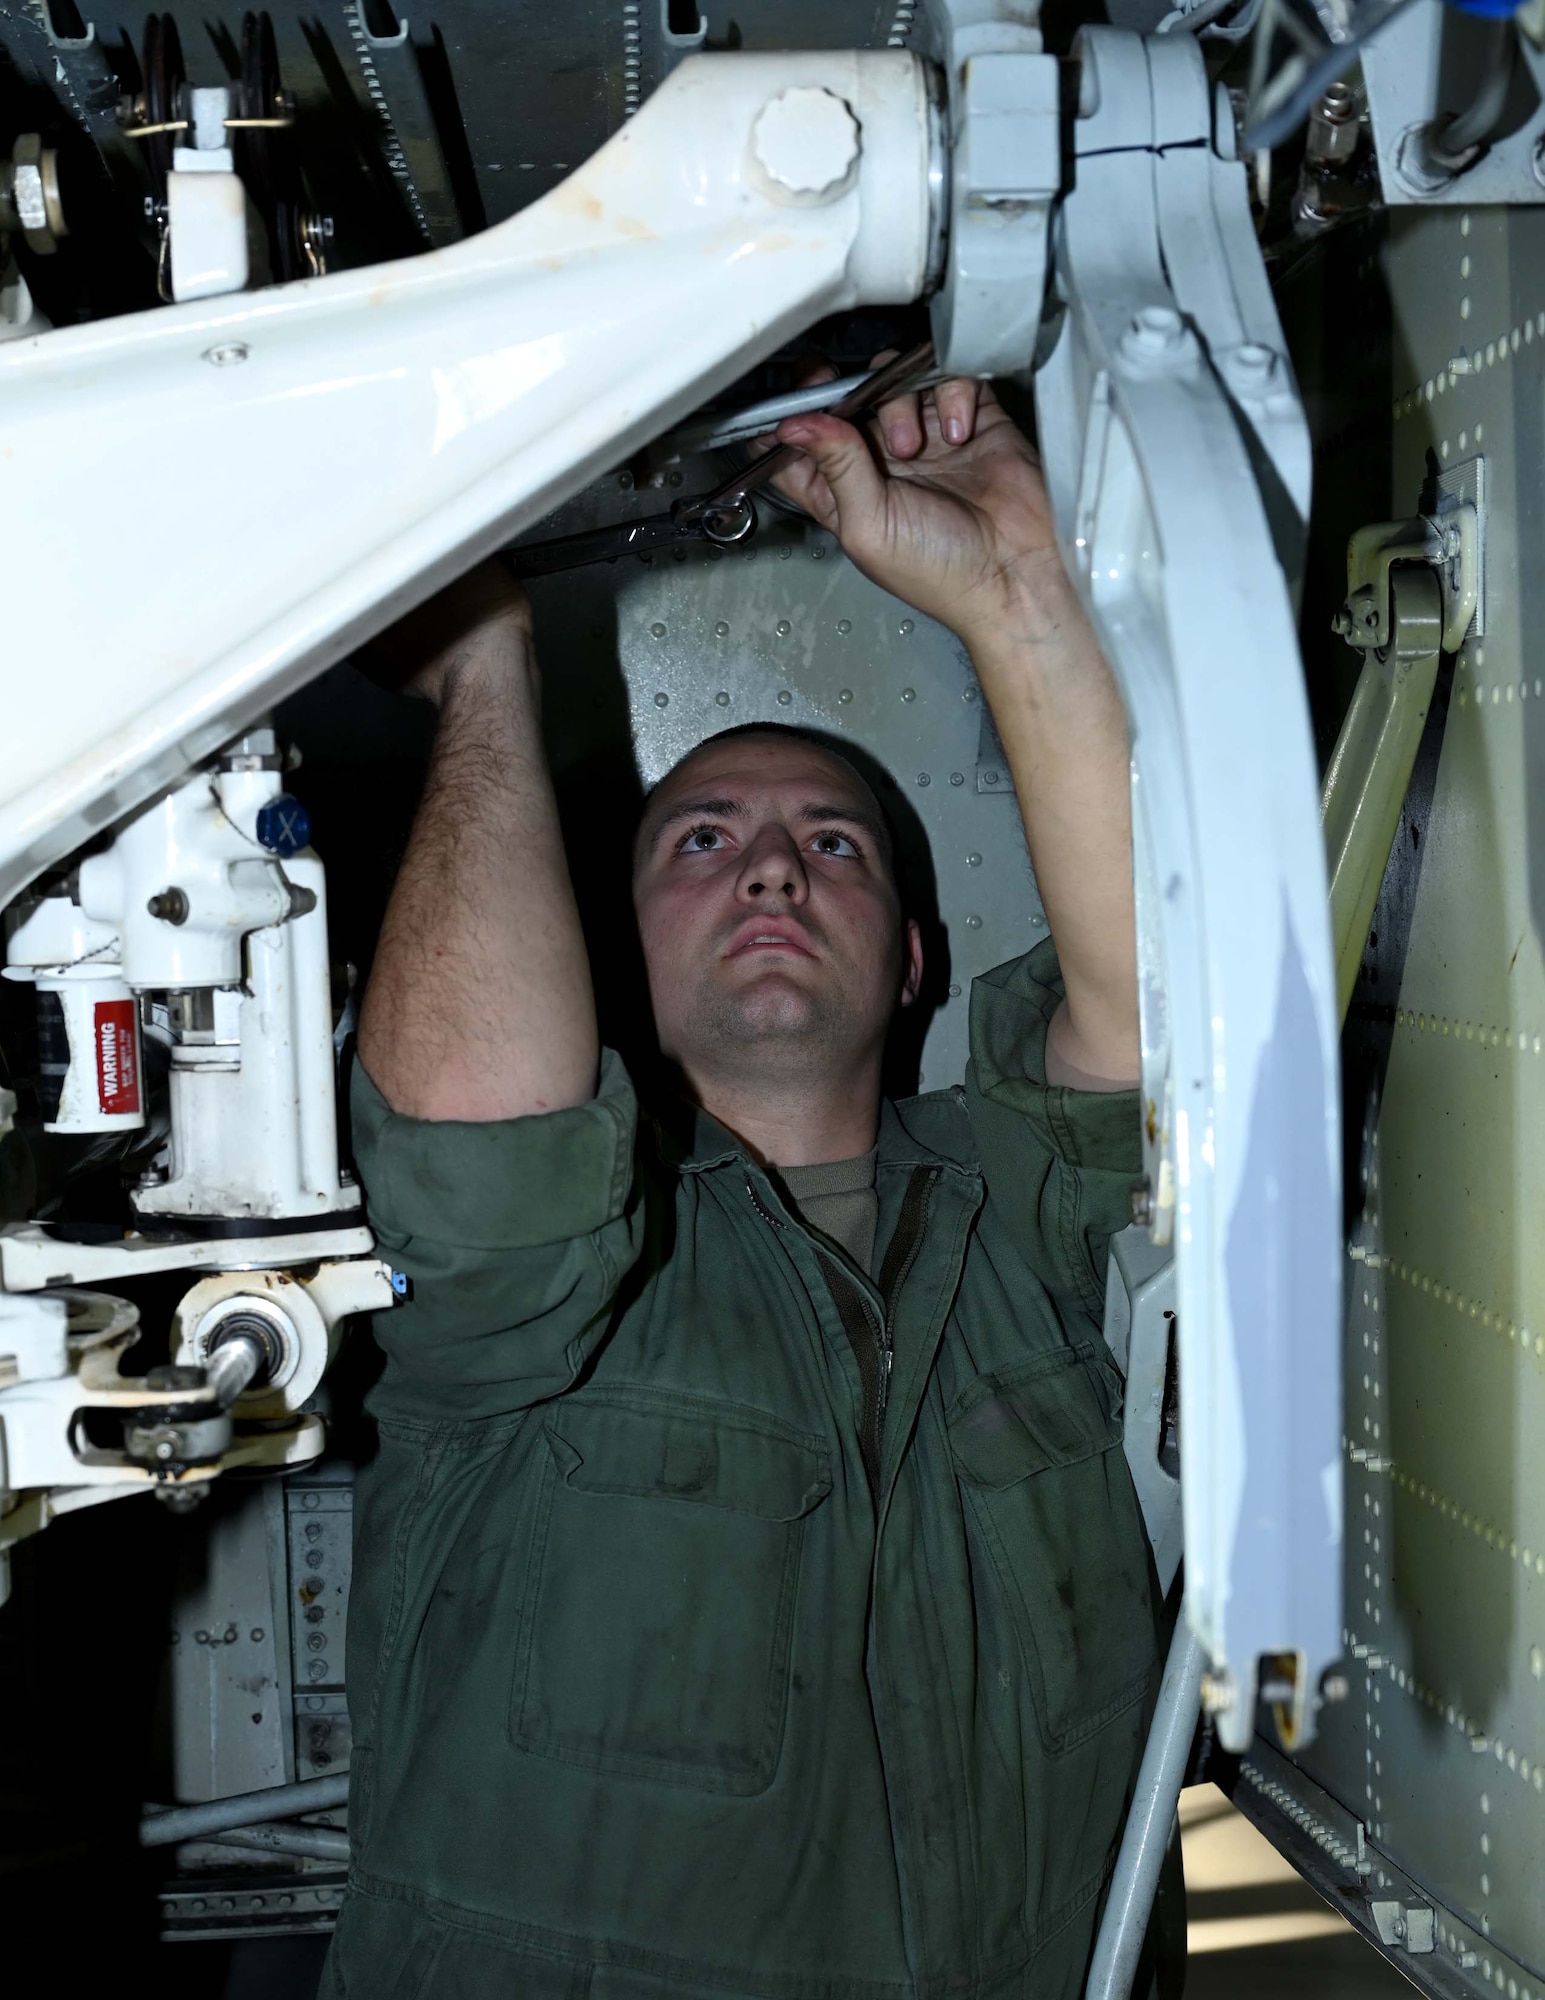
203, 342, 250, 367
147, 886, 190, 925
751, 87, 860, 201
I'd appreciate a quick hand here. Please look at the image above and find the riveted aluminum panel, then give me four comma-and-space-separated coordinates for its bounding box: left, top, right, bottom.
1286, 202, 1545, 1994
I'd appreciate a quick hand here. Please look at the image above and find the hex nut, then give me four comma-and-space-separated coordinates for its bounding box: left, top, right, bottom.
751, 88, 860, 202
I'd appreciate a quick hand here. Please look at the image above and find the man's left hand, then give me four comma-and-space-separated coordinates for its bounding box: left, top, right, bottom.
770, 360, 1070, 648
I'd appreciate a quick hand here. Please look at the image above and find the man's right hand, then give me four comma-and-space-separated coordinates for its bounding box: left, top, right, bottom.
359, 560, 535, 708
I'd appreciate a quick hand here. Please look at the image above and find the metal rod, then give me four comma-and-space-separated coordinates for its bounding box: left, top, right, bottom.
203, 1332, 262, 1410
1083, 1620, 1207, 2000
183, 1819, 351, 1862
140, 1770, 351, 1847
664, 364, 947, 459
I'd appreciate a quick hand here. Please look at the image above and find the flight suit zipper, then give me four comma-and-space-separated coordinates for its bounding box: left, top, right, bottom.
802, 1166, 938, 1498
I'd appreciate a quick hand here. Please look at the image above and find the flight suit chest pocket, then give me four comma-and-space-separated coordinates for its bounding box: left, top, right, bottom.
948, 1345, 1158, 1755
510, 1393, 831, 1795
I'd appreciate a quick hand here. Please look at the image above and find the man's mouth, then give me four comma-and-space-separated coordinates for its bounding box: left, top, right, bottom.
724, 921, 818, 960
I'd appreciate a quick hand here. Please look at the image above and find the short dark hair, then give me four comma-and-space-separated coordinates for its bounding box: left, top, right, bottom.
636, 722, 899, 874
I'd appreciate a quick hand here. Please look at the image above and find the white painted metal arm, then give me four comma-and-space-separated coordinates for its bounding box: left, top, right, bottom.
1040, 27, 1342, 1751
0, 50, 937, 906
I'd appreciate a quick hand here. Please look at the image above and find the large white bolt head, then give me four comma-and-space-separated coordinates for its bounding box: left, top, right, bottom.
752, 87, 860, 201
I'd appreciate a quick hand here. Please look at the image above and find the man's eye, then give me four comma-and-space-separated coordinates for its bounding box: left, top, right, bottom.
684, 827, 724, 851
812, 832, 859, 858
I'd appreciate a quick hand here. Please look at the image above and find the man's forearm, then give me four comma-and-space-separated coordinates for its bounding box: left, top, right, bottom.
357, 652, 599, 1122
964, 558, 1139, 1088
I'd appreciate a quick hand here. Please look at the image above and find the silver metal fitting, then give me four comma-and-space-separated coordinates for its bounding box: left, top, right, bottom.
0, 133, 67, 255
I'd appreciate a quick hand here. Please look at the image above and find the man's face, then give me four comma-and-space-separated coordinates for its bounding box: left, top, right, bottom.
632, 734, 923, 1085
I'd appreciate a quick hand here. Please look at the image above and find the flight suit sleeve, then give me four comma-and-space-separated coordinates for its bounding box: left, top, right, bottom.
349, 1048, 643, 1423
965, 937, 1142, 1320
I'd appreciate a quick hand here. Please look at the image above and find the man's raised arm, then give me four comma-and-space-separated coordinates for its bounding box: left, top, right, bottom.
774, 371, 1138, 1091
356, 563, 599, 1122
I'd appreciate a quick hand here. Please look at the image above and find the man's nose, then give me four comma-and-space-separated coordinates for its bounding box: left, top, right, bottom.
735, 826, 809, 903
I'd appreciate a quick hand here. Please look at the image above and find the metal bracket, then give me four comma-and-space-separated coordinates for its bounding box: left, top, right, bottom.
1323, 483, 1483, 1018
1334, 491, 1482, 657
1370, 1900, 1436, 1955
1102, 1225, 1182, 1596
920, 0, 1060, 376
344, 1, 463, 247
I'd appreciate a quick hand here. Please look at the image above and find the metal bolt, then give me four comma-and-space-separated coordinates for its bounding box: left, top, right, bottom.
203, 343, 250, 367
838, 688, 853, 704
251, 1628, 264, 1642
1307, 82, 1360, 166
899, 620, 913, 636
776, 620, 791, 637
650, 622, 666, 638
811, 544, 825, 560
983, 769, 999, 785
307, 1659, 328, 1681
901, 688, 915, 702
916, 772, 930, 787
1231, 342, 1276, 382
1123, 306, 1184, 358
618, 470, 634, 489
1321, 1672, 1351, 1703
966, 853, 982, 867
714, 620, 729, 636
224, 1624, 238, 1644
965, 915, 982, 930
1129, 1182, 1154, 1227
751, 87, 860, 201
147, 887, 190, 925
777, 689, 793, 706
836, 619, 851, 635
715, 690, 730, 706
950, 772, 964, 786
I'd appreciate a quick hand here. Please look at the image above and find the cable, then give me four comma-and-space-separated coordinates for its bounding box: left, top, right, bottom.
1420, 15, 1518, 170
1156, 0, 1240, 36
1206, 0, 1269, 43
1241, 0, 1420, 150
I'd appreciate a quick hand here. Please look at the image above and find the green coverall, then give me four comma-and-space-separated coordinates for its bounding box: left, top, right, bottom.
322, 939, 1162, 2000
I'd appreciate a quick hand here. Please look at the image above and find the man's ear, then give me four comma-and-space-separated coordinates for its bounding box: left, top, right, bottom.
898, 917, 924, 1008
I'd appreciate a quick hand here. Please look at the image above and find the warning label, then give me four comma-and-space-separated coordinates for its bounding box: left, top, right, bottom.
94, 998, 141, 1116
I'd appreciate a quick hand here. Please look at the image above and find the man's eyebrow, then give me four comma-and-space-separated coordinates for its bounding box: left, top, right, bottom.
800, 802, 889, 847
645, 796, 748, 851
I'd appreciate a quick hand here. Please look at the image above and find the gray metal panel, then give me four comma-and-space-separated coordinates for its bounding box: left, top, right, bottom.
168, 1483, 292, 1804
1289, 201, 1545, 1991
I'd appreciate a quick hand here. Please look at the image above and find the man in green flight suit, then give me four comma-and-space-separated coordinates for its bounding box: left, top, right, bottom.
323, 363, 1162, 1999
